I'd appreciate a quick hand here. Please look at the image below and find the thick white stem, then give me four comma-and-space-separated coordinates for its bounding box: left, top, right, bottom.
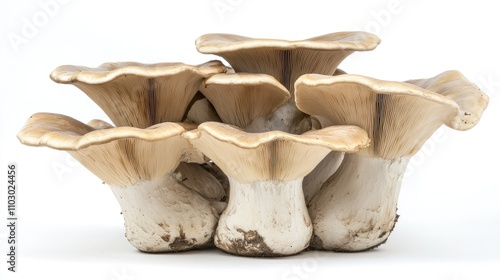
215, 177, 312, 256
110, 174, 218, 252
309, 153, 410, 251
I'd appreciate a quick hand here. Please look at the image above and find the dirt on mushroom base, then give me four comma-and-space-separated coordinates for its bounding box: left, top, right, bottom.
216, 228, 281, 257
135, 224, 216, 253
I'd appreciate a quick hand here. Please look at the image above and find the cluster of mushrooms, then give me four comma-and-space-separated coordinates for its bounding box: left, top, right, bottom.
18, 31, 489, 257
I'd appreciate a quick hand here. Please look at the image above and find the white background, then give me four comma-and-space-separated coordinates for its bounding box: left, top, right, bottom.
1, 0, 499, 279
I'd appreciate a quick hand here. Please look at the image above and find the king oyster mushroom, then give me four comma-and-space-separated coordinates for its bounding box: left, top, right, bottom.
302, 68, 348, 203
295, 71, 489, 251
196, 31, 380, 133
184, 122, 369, 256
17, 113, 219, 252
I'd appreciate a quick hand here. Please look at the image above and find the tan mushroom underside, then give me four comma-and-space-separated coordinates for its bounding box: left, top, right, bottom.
50, 61, 227, 128
199, 73, 290, 130
196, 32, 380, 94
406, 70, 489, 130
184, 122, 369, 183
18, 112, 195, 186
295, 74, 462, 159
196, 32, 380, 133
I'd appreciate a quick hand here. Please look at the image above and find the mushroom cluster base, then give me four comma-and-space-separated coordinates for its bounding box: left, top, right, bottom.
110, 174, 218, 252
309, 154, 410, 252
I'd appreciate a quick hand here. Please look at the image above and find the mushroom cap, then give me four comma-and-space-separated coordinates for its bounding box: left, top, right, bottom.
406, 70, 489, 130
295, 74, 465, 159
86, 119, 115, 130
195, 32, 380, 94
184, 122, 369, 183
17, 113, 196, 186
199, 73, 290, 129
50, 60, 227, 128
196, 32, 380, 53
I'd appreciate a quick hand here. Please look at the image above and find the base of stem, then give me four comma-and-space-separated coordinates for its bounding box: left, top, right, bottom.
215, 178, 312, 256
309, 154, 409, 252
110, 174, 218, 252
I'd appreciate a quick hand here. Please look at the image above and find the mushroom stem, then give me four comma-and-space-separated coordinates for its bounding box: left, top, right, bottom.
309, 153, 410, 252
243, 102, 310, 134
215, 177, 312, 256
267, 102, 310, 133
110, 173, 218, 253
303, 151, 344, 204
